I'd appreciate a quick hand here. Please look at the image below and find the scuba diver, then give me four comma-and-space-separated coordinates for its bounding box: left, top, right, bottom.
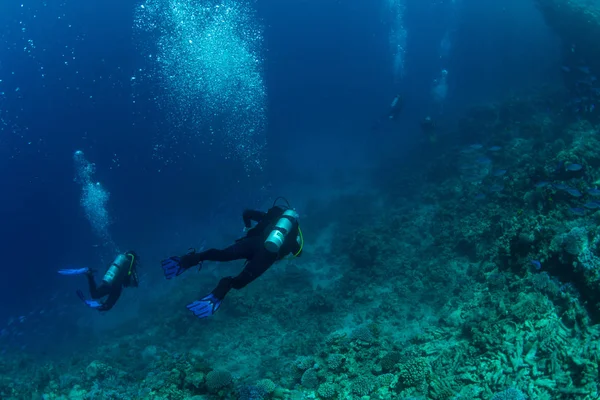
388, 93, 404, 120
58, 251, 140, 311
161, 197, 303, 319
420, 116, 437, 142
371, 93, 404, 132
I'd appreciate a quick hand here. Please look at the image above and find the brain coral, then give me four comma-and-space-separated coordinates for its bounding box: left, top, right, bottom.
301, 368, 319, 389
206, 370, 233, 391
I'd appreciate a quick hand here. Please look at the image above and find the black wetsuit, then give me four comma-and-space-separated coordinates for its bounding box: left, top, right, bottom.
87, 253, 138, 311
371, 94, 404, 132
388, 95, 404, 120
86, 275, 121, 311
421, 117, 436, 134
185, 206, 302, 300
420, 117, 436, 141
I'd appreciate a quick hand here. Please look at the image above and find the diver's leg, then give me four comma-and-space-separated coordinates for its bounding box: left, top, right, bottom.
229, 250, 278, 291
87, 274, 111, 299
166, 238, 261, 279
186, 250, 277, 319
196, 237, 259, 263
209, 254, 276, 300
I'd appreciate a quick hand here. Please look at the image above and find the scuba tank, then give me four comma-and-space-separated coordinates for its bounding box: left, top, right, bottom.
265, 209, 299, 253
103, 254, 130, 284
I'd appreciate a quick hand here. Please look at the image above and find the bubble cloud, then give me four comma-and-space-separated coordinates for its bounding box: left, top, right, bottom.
73, 150, 117, 253
134, 0, 267, 173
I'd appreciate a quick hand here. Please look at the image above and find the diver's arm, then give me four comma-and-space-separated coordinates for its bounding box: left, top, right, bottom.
242, 209, 266, 228
98, 287, 122, 311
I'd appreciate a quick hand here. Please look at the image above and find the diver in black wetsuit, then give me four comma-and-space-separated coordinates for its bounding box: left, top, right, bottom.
420, 115, 437, 142
85, 252, 140, 310
371, 93, 404, 132
161, 198, 303, 319
388, 94, 404, 120
58, 251, 140, 311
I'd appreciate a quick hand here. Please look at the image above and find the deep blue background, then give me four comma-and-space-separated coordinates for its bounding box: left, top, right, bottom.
0, 0, 560, 343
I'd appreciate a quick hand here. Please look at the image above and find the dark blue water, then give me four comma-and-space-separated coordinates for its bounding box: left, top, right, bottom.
0, 0, 560, 355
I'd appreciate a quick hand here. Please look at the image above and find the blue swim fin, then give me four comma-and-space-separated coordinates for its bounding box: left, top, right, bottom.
76, 290, 103, 309
58, 267, 90, 276
161, 256, 185, 279
161, 256, 202, 279
186, 293, 222, 319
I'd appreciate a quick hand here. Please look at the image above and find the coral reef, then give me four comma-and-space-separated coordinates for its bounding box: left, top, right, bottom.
4, 92, 600, 399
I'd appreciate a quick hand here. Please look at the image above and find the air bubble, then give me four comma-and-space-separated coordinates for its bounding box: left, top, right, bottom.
133, 0, 267, 172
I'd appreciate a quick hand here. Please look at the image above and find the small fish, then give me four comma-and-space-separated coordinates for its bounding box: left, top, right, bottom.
567, 188, 583, 197
535, 181, 550, 188
475, 193, 486, 200
553, 183, 570, 190
561, 66, 571, 72
488, 146, 502, 151
570, 207, 586, 216
578, 66, 591, 74
588, 188, 600, 196
493, 169, 507, 177
469, 144, 483, 150
489, 184, 504, 192
584, 202, 600, 209
477, 157, 492, 165
530, 260, 542, 270
565, 163, 583, 171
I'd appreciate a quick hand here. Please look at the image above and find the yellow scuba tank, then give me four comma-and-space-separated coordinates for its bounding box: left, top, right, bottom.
103, 254, 130, 284
265, 209, 299, 253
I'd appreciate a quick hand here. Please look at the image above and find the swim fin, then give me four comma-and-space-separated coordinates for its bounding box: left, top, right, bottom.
58, 267, 90, 276
76, 290, 102, 309
186, 293, 222, 319
161, 254, 202, 279
161, 256, 185, 279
